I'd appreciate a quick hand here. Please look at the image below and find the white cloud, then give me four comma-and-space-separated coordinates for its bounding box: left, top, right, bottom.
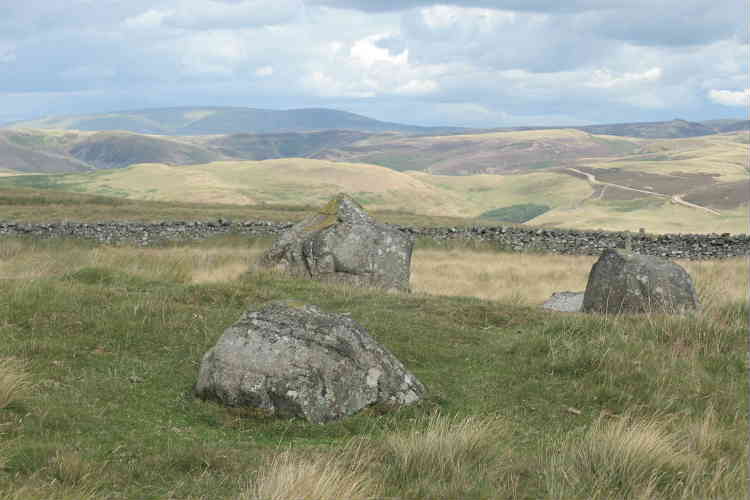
123, 9, 173, 30
301, 31, 446, 98
1, 0, 748, 126
586, 67, 662, 89
420, 5, 518, 32
708, 88, 750, 107
162, 0, 301, 29
395, 79, 439, 95
177, 31, 251, 76
302, 71, 376, 98
350, 34, 408, 67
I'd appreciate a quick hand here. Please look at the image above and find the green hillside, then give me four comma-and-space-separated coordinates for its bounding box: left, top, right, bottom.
0, 152, 746, 234
6, 107, 468, 135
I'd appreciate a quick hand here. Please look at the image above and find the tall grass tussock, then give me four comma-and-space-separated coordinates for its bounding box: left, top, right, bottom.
0, 357, 32, 409
0, 235, 746, 499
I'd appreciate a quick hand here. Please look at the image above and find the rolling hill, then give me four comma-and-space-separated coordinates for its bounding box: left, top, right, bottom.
1, 108, 746, 234
5, 107, 470, 136
0, 127, 646, 175
0, 144, 746, 234
6, 107, 747, 139
311, 129, 642, 174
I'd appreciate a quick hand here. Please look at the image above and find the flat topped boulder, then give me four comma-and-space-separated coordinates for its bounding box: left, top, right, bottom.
582, 249, 699, 314
194, 300, 426, 424
258, 193, 413, 291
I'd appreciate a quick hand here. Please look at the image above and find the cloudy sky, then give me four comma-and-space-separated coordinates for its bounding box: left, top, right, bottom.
0, 0, 747, 127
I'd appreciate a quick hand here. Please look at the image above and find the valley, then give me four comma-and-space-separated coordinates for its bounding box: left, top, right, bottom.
0, 108, 746, 234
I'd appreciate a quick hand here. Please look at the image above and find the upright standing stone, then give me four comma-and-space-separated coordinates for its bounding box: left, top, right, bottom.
258, 193, 413, 291
582, 249, 700, 314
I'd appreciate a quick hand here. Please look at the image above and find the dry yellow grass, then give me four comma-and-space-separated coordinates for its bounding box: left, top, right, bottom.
583, 133, 749, 183
238, 413, 513, 500
411, 248, 747, 307
55, 159, 481, 216
544, 409, 745, 499
240, 443, 381, 500
1, 238, 746, 309
532, 197, 749, 235
0, 357, 32, 409
411, 248, 597, 305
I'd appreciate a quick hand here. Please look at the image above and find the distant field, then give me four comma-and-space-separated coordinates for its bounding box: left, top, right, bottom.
0, 159, 594, 219
1, 153, 746, 233
314, 129, 642, 174
0, 127, 746, 234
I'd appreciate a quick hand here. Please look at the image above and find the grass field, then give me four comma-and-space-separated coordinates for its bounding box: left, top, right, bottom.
0, 235, 746, 499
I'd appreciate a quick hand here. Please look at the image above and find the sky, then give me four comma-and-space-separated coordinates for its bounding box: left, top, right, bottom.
0, 0, 748, 127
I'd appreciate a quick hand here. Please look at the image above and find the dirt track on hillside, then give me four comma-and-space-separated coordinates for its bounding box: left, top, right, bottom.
566, 167, 722, 215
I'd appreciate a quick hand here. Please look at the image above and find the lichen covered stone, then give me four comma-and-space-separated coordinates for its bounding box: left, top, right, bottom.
582, 249, 699, 314
258, 193, 413, 291
194, 300, 426, 423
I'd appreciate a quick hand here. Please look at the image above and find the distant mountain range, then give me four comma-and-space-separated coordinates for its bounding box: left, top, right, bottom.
4, 107, 471, 136
5, 106, 748, 138
1, 129, 746, 234
1, 106, 746, 234
0, 127, 643, 174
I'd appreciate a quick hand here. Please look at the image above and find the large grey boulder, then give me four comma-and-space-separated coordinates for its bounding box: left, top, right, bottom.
582, 249, 700, 314
194, 301, 426, 423
258, 193, 413, 291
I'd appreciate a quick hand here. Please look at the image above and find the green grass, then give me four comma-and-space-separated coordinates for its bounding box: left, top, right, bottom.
609, 198, 666, 212
0, 236, 745, 498
480, 203, 551, 223
0, 187, 488, 228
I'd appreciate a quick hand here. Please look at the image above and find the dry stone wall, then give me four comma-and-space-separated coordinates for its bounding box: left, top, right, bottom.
1, 219, 747, 259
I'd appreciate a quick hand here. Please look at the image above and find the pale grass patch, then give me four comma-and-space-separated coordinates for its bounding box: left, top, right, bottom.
49, 449, 95, 486
380, 413, 513, 498
545, 409, 744, 499
240, 441, 381, 500
0, 485, 101, 500
411, 248, 595, 305
0, 357, 32, 409
412, 248, 747, 309
1, 237, 746, 310
0, 239, 266, 283
681, 256, 749, 305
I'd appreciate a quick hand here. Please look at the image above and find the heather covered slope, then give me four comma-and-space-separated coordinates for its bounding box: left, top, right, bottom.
0, 128, 227, 172
313, 129, 641, 174
0, 125, 745, 234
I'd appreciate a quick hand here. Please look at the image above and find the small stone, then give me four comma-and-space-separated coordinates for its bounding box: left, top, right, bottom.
542, 291, 584, 313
